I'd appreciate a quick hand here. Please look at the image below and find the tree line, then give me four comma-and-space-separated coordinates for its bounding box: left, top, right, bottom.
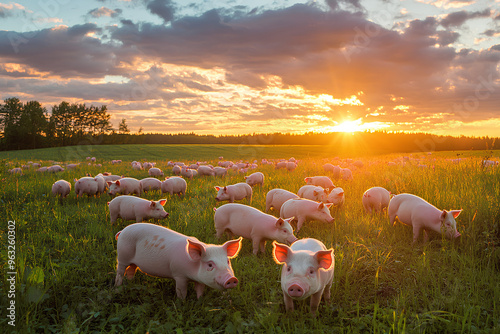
1, 97, 498, 153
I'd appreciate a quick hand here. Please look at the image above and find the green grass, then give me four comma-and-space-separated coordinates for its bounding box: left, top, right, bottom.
0, 146, 499, 333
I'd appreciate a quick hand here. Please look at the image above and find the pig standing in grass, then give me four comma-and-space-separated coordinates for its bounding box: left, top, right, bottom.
362, 187, 390, 214
114, 223, 242, 299
198, 166, 215, 176
161, 177, 187, 196
327, 187, 345, 207
172, 165, 181, 175
108, 196, 169, 224
140, 178, 162, 192
52, 180, 71, 198
215, 183, 252, 203
272, 238, 334, 314
245, 172, 264, 187
305, 176, 335, 191
213, 167, 227, 177
280, 198, 334, 232
94, 174, 107, 195
297, 185, 328, 203
74, 177, 98, 197
107, 178, 142, 196
266, 189, 299, 212
48, 165, 64, 173
148, 167, 164, 177
214, 203, 297, 255
388, 193, 462, 243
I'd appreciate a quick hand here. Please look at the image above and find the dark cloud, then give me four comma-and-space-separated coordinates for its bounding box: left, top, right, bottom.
440, 9, 491, 28
146, 0, 175, 22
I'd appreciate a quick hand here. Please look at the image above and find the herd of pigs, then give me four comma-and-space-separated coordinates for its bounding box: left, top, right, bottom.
10, 156, 472, 314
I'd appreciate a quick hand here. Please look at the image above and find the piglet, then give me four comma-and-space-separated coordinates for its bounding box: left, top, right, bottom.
114, 223, 242, 299
388, 193, 462, 243
245, 172, 264, 187
148, 167, 164, 177
107, 177, 142, 196
52, 180, 71, 198
280, 198, 334, 232
108, 195, 168, 224
273, 238, 334, 314
140, 177, 162, 193
362, 187, 390, 213
327, 187, 344, 207
215, 183, 252, 204
297, 185, 328, 203
162, 177, 187, 196
74, 177, 98, 197
304, 176, 335, 191
214, 203, 297, 255
266, 188, 299, 212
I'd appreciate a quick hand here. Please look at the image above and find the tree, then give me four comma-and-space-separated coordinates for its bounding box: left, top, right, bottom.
118, 118, 130, 134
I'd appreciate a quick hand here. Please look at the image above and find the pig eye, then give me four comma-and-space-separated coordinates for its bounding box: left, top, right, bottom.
287, 266, 291, 272
207, 261, 215, 271
308, 267, 315, 275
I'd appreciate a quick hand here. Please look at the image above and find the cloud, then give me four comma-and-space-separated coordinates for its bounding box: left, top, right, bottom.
88, 7, 123, 18
145, 0, 175, 22
440, 9, 492, 28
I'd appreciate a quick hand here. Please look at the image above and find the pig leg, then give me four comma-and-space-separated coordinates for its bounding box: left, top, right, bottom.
115, 262, 127, 286
423, 229, 429, 243
135, 215, 145, 223
283, 294, 295, 312
310, 289, 324, 315
194, 282, 206, 299
251, 238, 263, 255
296, 217, 306, 232
110, 212, 119, 224
125, 264, 138, 280
259, 240, 267, 254
323, 280, 333, 303
412, 224, 422, 244
175, 277, 189, 300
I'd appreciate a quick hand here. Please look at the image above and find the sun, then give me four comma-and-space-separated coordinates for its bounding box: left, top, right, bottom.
331, 119, 364, 133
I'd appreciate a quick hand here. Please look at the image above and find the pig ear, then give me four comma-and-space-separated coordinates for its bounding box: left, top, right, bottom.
214, 186, 220, 191
440, 210, 447, 221
272, 241, 291, 264
186, 239, 206, 261
150, 201, 156, 208
318, 202, 324, 210
115, 180, 121, 186
223, 237, 242, 259
313, 190, 319, 196
244, 176, 248, 179
325, 203, 333, 209
106, 181, 112, 186
275, 218, 285, 227
158, 199, 167, 206
314, 249, 334, 270
450, 209, 462, 218
284, 216, 295, 224
223, 186, 227, 191
338, 192, 344, 196
304, 177, 310, 182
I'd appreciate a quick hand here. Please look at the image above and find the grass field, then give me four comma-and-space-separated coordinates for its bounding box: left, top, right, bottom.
1, 144, 499, 333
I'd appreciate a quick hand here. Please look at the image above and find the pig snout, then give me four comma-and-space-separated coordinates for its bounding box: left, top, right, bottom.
287, 284, 304, 298
288, 236, 298, 244
454, 231, 461, 238
224, 276, 239, 289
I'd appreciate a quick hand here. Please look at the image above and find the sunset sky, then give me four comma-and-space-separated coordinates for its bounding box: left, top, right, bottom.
0, 0, 499, 137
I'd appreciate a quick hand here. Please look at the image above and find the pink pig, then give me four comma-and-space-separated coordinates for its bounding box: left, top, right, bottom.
74, 177, 99, 197
107, 178, 142, 196
388, 193, 462, 243
304, 176, 335, 191
215, 183, 252, 203
245, 172, 264, 187
362, 187, 390, 214
266, 188, 299, 212
280, 198, 334, 232
140, 177, 162, 193
161, 177, 187, 196
273, 238, 334, 314
108, 195, 169, 224
114, 222, 242, 299
148, 167, 164, 177
214, 203, 297, 255
198, 166, 215, 176
297, 185, 328, 203
327, 187, 345, 207
52, 180, 71, 198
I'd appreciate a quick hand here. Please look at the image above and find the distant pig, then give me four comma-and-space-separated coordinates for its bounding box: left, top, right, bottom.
107, 177, 142, 196
213, 167, 227, 177
341, 168, 353, 181
304, 176, 335, 191
280, 198, 334, 232
215, 183, 252, 203
9, 168, 23, 175
140, 177, 162, 193
74, 177, 98, 197
272, 238, 334, 314
214, 203, 297, 255
52, 180, 71, 198
172, 165, 181, 175
266, 188, 299, 212
286, 162, 297, 171
245, 172, 264, 187
327, 187, 345, 207
161, 177, 187, 196
297, 185, 328, 203
108, 195, 168, 224
388, 193, 462, 243
94, 174, 107, 195
362, 187, 390, 214
198, 166, 215, 176
48, 165, 64, 173
148, 167, 164, 177
114, 223, 242, 299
